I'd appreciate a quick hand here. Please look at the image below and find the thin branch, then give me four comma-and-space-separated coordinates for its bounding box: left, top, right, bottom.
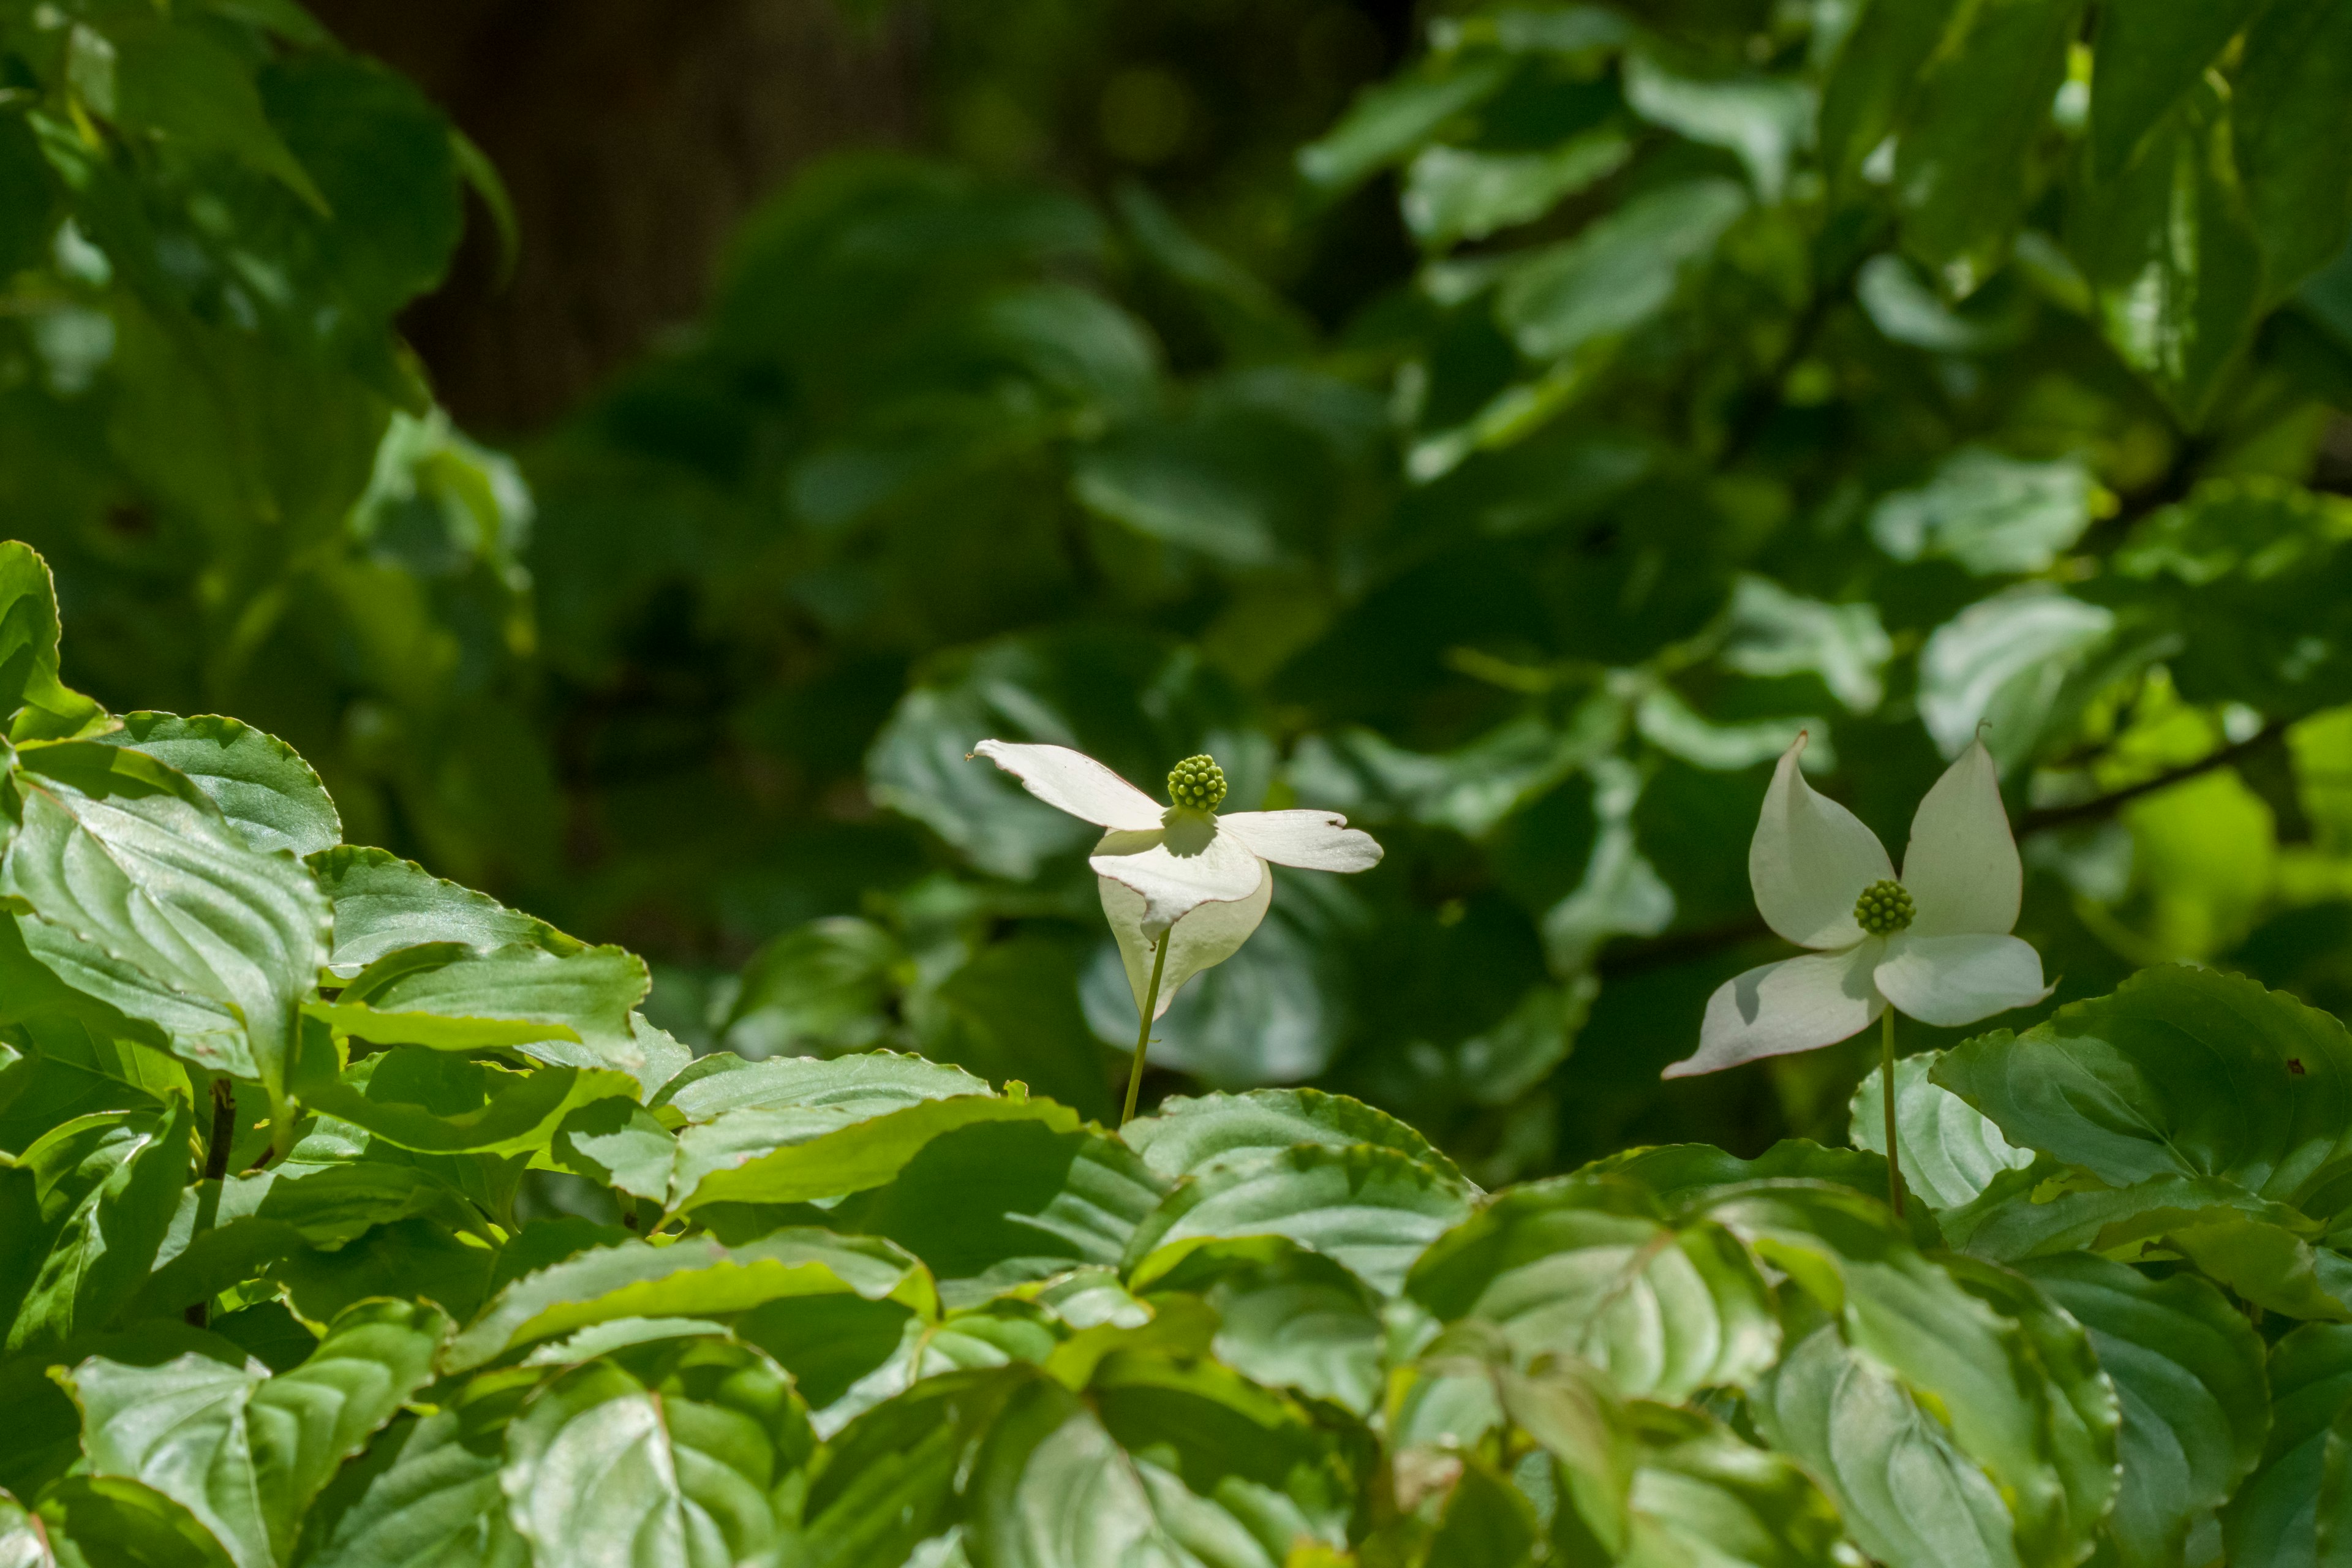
2019, 721, 2289, 835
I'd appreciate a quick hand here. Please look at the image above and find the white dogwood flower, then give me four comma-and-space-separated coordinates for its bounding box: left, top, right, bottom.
1664, 732, 2050, 1079
973, 739, 1381, 1120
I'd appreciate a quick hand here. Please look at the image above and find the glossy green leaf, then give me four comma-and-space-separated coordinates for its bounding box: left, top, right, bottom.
717, 918, 907, 1060
0, 1487, 51, 1568
35, 1477, 235, 1568
105, 17, 326, 209
798, 1369, 1022, 1568
0, 1102, 187, 1354
1126, 1141, 1472, 1295
1817, 0, 1961, 190
1402, 131, 1632, 250
965, 1361, 1349, 1568
295, 1372, 533, 1568
303, 1056, 642, 1158
1934, 967, 2352, 1200
1120, 1087, 1465, 1184
0, 545, 104, 744
671, 1093, 1076, 1215
95, 714, 339, 859
1868, 449, 2100, 576
2224, 1324, 2352, 1568
2017, 1253, 2267, 1568
499, 1344, 797, 1568
1850, 1052, 2034, 1211
307, 848, 582, 979
1755, 1320, 2023, 1568
1612, 1402, 1850, 1568
840, 1117, 1166, 1306
1405, 1175, 1779, 1398
70, 1298, 449, 1568
443, 1229, 934, 1370
2, 742, 331, 1126
1153, 1240, 1384, 1414
654, 1049, 987, 1126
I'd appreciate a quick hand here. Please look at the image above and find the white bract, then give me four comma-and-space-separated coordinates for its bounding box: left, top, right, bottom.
1664, 732, 2050, 1078
971, 739, 1381, 1022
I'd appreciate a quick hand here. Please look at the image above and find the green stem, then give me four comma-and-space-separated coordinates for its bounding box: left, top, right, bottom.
1121, 935, 1170, 1128
1882, 1008, 1903, 1219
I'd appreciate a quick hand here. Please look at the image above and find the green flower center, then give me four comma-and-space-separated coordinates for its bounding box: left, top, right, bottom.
1166, 753, 1227, 812
1853, 879, 1915, 936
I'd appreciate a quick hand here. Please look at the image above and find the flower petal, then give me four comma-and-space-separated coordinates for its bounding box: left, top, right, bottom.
1662, 941, 1884, 1079
1749, 733, 1893, 949
1899, 739, 2021, 937
971, 740, 1166, 831
1216, 810, 1383, 873
1101, 863, 1274, 1023
1873, 933, 2051, 1028
1090, 824, 1266, 937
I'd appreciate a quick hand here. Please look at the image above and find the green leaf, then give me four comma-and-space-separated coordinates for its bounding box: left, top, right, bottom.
965, 1363, 1349, 1568
443, 1229, 935, 1371
1915, 587, 2120, 769
1868, 449, 2101, 576
1623, 52, 1814, 203
306, 847, 582, 978
2016, 1253, 2267, 1568
104, 17, 326, 210
654, 1049, 988, 1126
798, 1369, 1022, 1568
94, 714, 339, 859
779, 1300, 1060, 1436
549, 1096, 676, 1202
2071, 84, 2266, 423
1401, 131, 1633, 250
1894, 0, 2085, 292
2236, 0, 2352, 301
1496, 179, 1749, 363
1934, 967, 2352, 1200
1126, 1142, 1473, 1296
671, 1093, 1077, 1215
295, 1372, 533, 1568
1754, 1319, 2024, 1568
2, 742, 330, 1130
2086, 0, 2264, 182
35, 1477, 235, 1568
1700, 1184, 2083, 1567
1427, 1453, 1540, 1568
2224, 1324, 2352, 1568
1404, 1175, 1780, 1398
0, 545, 104, 745
1817, 0, 1961, 190
1850, 1051, 2034, 1210
0, 1486, 52, 1568
499, 1344, 796, 1568
1120, 1087, 1466, 1184
1162, 1242, 1384, 1415
840, 1117, 1167, 1307
134, 1159, 475, 1317
717, 918, 907, 1060
0, 1102, 187, 1354
69, 1298, 449, 1568
330, 941, 644, 1051
1297, 54, 1517, 194
1611, 1402, 1850, 1568
301, 1054, 643, 1159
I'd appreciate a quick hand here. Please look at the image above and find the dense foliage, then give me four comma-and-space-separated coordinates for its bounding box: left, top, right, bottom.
0, 552, 2341, 1568
12, 0, 2352, 1561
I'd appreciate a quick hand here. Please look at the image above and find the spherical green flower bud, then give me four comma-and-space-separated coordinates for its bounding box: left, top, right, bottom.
1852, 878, 1915, 936
1166, 753, 1227, 812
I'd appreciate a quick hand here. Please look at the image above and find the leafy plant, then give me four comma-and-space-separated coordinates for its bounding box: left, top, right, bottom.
0, 540, 2339, 1567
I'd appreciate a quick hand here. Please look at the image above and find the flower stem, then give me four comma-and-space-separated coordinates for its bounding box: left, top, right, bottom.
1121, 934, 1170, 1128
1882, 1008, 1903, 1220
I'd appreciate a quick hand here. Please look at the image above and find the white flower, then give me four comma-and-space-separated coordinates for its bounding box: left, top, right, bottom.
1664, 732, 2051, 1079
971, 739, 1382, 1022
